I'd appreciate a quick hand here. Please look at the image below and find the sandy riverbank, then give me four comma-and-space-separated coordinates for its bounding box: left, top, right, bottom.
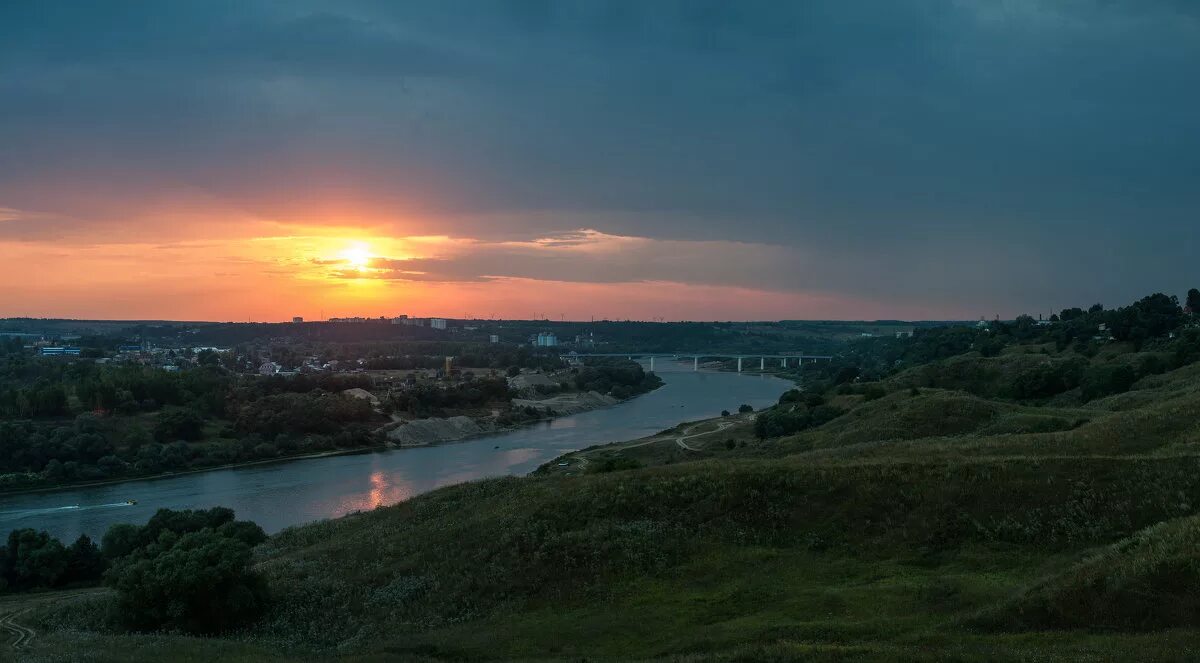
2, 386, 658, 496
385, 390, 623, 447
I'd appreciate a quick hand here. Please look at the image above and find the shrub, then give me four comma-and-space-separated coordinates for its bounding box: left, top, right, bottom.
861, 384, 886, 401
107, 528, 269, 634
591, 456, 643, 473
153, 407, 206, 442
0, 529, 68, 590
1081, 364, 1137, 402
1010, 358, 1085, 400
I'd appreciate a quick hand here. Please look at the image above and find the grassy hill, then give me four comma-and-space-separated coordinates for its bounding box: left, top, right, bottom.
18, 308, 1200, 661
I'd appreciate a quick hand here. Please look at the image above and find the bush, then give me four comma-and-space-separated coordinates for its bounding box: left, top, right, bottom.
154, 407, 206, 442
0, 529, 68, 590
861, 384, 886, 401
1081, 364, 1137, 402
1010, 359, 1085, 400
591, 456, 643, 473
107, 528, 269, 634
754, 409, 809, 439
809, 405, 847, 427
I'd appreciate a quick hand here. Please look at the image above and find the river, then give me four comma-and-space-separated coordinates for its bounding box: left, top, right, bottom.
0, 363, 791, 542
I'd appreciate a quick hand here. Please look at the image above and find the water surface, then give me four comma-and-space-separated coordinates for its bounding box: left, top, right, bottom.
0, 363, 790, 541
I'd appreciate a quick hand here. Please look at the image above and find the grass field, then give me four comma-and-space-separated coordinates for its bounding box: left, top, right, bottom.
15, 344, 1200, 661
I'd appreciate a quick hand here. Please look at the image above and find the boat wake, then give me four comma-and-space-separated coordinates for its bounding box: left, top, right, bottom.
0, 502, 137, 520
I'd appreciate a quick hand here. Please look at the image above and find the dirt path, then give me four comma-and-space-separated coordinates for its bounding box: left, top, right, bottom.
559, 414, 750, 471
0, 608, 35, 649
0, 588, 108, 652
674, 419, 737, 451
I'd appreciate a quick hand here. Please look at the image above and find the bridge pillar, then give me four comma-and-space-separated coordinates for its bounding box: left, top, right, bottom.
737, 357, 743, 372
781, 357, 787, 368
760, 357, 765, 371
693, 356, 698, 371
649, 356, 655, 372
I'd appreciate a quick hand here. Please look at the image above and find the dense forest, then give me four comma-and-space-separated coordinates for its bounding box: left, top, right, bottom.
0, 327, 667, 491
0, 359, 383, 490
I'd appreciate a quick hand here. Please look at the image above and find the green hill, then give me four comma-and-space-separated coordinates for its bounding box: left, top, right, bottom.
17, 295, 1200, 661
976, 513, 1200, 631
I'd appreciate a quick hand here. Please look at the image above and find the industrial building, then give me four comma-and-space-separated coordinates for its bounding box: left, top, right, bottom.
39, 347, 82, 356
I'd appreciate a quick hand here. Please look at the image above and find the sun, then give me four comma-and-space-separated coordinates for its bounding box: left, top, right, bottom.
340, 244, 372, 271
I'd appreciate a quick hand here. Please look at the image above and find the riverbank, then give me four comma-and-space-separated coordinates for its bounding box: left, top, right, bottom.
537, 408, 762, 476
1, 368, 792, 542
0, 445, 385, 498
385, 390, 623, 447
0, 386, 658, 498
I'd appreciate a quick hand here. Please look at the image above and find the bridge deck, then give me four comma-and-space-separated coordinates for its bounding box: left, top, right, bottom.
566, 352, 833, 360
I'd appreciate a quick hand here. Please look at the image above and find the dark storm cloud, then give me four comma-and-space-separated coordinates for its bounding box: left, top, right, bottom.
1, 0, 1197, 316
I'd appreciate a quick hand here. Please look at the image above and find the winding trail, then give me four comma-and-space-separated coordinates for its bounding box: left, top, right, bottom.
560, 413, 753, 471
0, 608, 35, 649
673, 419, 737, 451
0, 588, 108, 653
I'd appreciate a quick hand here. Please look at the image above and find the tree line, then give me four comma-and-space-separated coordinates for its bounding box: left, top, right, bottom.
2, 507, 268, 634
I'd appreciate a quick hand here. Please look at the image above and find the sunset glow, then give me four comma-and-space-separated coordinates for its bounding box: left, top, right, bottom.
1, 2, 1196, 322
339, 244, 373, 272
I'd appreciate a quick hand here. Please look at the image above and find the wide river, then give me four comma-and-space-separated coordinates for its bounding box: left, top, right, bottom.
0, 363, 790, 542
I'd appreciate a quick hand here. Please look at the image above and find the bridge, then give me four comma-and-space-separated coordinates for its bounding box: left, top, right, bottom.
565, 352, 833, 372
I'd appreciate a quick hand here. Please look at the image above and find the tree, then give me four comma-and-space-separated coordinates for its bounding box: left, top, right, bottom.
139, 507, 236, 546
64, 534, 106, 584
1107, 293, 1184, 347
1188, 288, 1200, 315
101, 523, 142, 560
1013, 314, 1037, 334
216, 520, 268, 547
196, 349, 221, 367
0, 529, 69, 590
738, 404, 754, 413
153, 407, 205, 442
1059, 307, 1086, 321
106, 528, 269, 634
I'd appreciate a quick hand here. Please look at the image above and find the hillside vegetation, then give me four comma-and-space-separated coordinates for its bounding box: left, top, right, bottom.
16, 290, 1200, 661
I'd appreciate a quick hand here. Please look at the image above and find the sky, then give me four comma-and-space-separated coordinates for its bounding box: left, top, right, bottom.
1, 0, 1197, 322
